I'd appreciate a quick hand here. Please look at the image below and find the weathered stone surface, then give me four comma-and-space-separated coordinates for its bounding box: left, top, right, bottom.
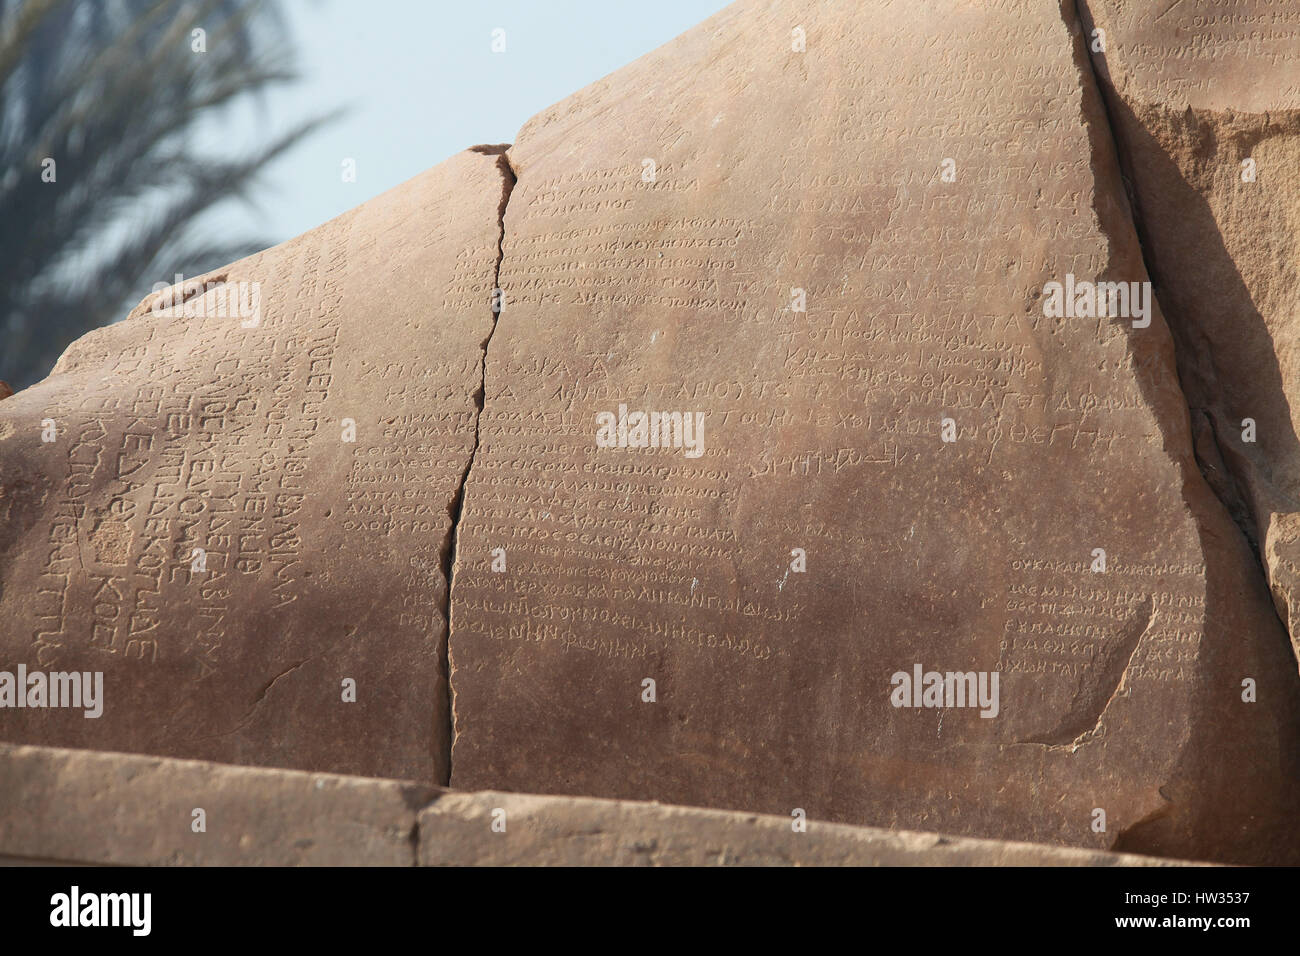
0, 743, 435, 865
448, 0, 1300, 863
0, 149, 512, 781
0, 742, 1197, 866
418, 790, 1199, 867
2, 0, 1299, 868
1078, 0, 1300, 659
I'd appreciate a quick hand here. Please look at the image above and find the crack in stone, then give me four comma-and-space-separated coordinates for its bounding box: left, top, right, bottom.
1189, 406, 1261, 555
1064, 0, 1195, 846
438, 145, 517, 787
1155, 0, 1185, 22
194, 658, 311, 741
1072, 0, 1293, 643
425, 9, 1289, 820
1065, 0, 1300, 850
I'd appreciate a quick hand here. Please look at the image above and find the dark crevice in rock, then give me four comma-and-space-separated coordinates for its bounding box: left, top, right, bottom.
406, 819, 420, 866
1110, 785, 1176, 856
1089, 97, 1300, 652
1190, 407, 1260, 555
1070, 0, 1272, 581
1067, 1, 1300, 859
439, 145, 517, 787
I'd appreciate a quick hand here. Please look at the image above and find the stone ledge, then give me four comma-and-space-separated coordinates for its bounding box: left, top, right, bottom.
417, 791, 1199, 867
0, 743, 434, 866
0, 743, 1206, 866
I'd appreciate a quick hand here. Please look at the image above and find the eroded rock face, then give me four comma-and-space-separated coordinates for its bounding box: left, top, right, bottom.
447, 0, 1300, 863
0, 149, 512, 780
1078, 0, 1300, 661
1, 0, 1298, 866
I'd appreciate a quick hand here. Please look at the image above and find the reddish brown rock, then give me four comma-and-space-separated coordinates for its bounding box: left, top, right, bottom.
1078, 0, 1300, 660
1, 0, 1298, 868
447, 0, 1300, 863
0, 149, 512, 781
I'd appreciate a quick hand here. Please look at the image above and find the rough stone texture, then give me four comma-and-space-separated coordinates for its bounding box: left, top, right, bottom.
0, 742, 1196, 866
2, 0, 1299, 868
0, 743, 436, 865
0, 149, 512, 781
418, 790, 1199, 867
448, 0, 1300, 864
1078, 0, 1300, 660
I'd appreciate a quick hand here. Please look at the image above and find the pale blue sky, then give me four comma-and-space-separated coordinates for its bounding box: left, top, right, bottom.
216, 0, 732, 243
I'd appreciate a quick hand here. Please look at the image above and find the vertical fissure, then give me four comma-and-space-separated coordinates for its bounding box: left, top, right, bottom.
1068, 0, 1273, 577
439, 145, 516, 787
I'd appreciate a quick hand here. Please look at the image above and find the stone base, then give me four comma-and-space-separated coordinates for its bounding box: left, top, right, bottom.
0, 744, 1203, 866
